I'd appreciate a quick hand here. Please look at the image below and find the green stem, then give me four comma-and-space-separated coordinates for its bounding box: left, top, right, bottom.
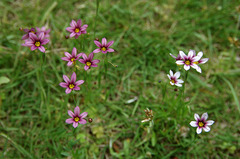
94, 0, 100, 38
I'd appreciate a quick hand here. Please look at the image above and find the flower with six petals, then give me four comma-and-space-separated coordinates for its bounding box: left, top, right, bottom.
66, 19, 88, 39
167, 70, 184, 87
190, 113, 214, 134
93, 38, 114, 54
61, 47, 83, 66
59, 72, 84, 94
79, 53, 100, 70
65, 106, 88, 128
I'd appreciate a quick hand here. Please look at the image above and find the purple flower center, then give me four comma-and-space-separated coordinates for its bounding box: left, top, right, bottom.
69, 84, 75, 89
75, 28, 80, 33
101, 47, 106, 51
74, 117, 80, 122
86, 62, 91, 66
35, 41, 41, 47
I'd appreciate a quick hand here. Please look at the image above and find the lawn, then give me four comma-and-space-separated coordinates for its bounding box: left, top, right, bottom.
0, 0, 240, 158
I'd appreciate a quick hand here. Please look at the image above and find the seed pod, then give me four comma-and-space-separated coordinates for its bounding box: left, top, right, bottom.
88, 118, 93, 123
95, 38, 99, 41
65, 35, 69, 39
19, 28, 23, 31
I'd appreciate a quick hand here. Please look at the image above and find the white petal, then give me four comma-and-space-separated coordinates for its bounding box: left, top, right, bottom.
199, 58, 208, 64
197, 51, 203, 59
206, 120, 214, 126
170, 81, 174, 85
188, 50, 194, 58
175, 83, 182, 87
170, 53, 176, 59
174, 72, 180, 79
201, 112, 208, 121
167, 74, 171, 80
184, 65, 190, 71
196, 127, 202, 134
179, 51, 187, 59
194, 113, 200, 121
196, 66, 202, 73
170, 70, 173, 76
177, 79, 184, 83
176, 60, 184, 65
190, 121, 198, 127
191, 64, 198, 69
192, 56, 201, 62
203, 126, 211, 132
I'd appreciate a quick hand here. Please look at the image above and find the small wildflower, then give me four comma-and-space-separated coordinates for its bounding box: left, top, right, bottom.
190, 113, 214, 134
79, 53, 100, 71
141, 108, 153, 123
93, 38, 114, 54
66, 19, 88, 39
167, 70, 184, 87
66, 106, 88, 128
61, 47, 83, 66
22, 33, 49, 53
36, 26, 50, 38
59, 72, 84, 94
22, 28, 36, 40
176, 50, 201, 72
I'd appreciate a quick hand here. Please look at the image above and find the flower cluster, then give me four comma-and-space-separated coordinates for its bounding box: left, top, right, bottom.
21, 27, 50, 53
59, 19, 115, 128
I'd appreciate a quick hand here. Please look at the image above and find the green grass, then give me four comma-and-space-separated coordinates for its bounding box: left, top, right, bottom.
1, 0, 240, 158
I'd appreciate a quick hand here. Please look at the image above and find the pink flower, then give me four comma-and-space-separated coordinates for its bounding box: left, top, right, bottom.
22, 33, 49, 53
36, 26, 51, 38
167, 70, 184, 87
59, 72, 84, 94
190, 113, 214, 134
22, 28, 36, 40
66, 19, 88, 39
79, 53, 100, 71
61, 47, 83, 66
66, 106, 88, 128
176, 50, 201, 72
93, 38, 114, 54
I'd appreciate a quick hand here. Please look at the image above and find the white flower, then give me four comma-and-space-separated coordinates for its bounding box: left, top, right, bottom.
189, 113, 214, 134
191, 51, 209, 73
176, 50, 201, 72
167, 70, 184, 87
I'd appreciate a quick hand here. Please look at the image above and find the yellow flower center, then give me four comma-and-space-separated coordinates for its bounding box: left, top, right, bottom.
35, 41, 41, 47
69, 84, 75, 89
185, 60, 190, 65
198, 122, 204, 127
75, 28, 80, 33
74, 117, 79, 122
86, 62, 91, 66
31, 31, 35, 33
171, 80, 175, 84
71, 58, 75, 62
101, 47, 107, 51
193, 61, 199, 64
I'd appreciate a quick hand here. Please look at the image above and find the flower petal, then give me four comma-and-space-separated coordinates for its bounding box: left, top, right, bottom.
167, 74, 171, 80
194, 113, 200, 121
69, 32, 76, 38
170, 81, 174, 85
170, 70, 173, 76
102, 38, 107, 46
201, 112, 208, 121
91, 64, 98, 67
68, 110, 74, 117
73, 86, 80, 90
175, 83, 182, 87
206, 120, 214, 126
71, 72, 76, 83
107, 48, 114, 52
188, 50, 194, 58
65, 88, 72, 94
74, 106, 80, 115
190, 121, 198, 127
75, 80, 84, 86
66, 27, 74, 32
84, 65, 89, 70
192, 55, 201, 62
174, 72, 180, 79
176, 60, 184, 65
106, 41, 114, 47
76, 53, 83, 59
70, 20, 77, 27
196, 127, 202, 134
197, 51, 203, 59
179, 51, 187, 60
64, 52, 72, 58
66, 118, 74, 124
79, 119, 87, 124
41, 39, 49, 45
38, 32, 45, 40
63, 75, 70, 83
67, 61, 73, 66
170, 53, 176, 59
79, 59, 86, 64
77, 19, 82, 27
29, 33, 37, 41
80, 112, 88, 118
22, 34, 29, 40
82, 53, 88, 60
72, 47, 77, 57
177, 79, 184, 83
73, 122, 78, 128
184, 65, 190, 71
93, 48, 101, 53
88, 53, 94, 61
94, 40, 102, 47
31, 45, 37, 51
203, 126, 211, 132
92, 59, 100, 64
199, 58, 208, 64
59, 82, 68, 88
38, 46, 45, 53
